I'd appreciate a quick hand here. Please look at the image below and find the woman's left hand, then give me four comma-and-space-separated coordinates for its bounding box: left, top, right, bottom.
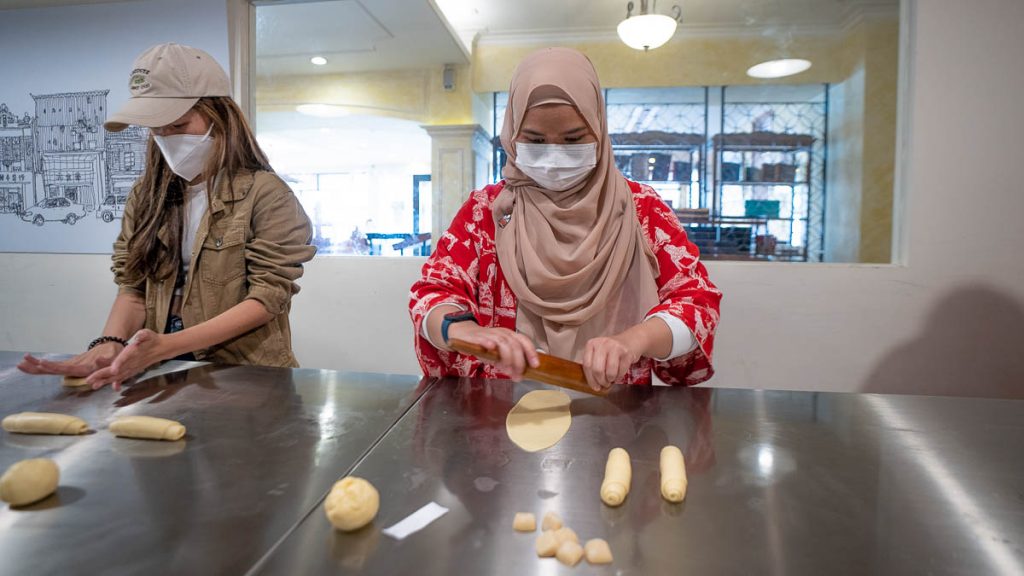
582, 334, 641, 392
86, 329, 168, 391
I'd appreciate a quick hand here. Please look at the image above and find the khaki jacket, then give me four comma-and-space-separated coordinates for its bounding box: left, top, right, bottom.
112, 170, 316, 367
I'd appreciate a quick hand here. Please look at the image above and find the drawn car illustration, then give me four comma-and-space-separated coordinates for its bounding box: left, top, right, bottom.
98, 193, 128, 222
20, 197, 88, 226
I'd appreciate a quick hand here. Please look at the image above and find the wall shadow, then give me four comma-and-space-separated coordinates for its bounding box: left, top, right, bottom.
863, 284, 1024, 399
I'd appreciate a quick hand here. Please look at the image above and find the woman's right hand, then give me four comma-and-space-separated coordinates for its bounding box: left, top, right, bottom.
17, 342, 125, 378
447, 323, 539, 381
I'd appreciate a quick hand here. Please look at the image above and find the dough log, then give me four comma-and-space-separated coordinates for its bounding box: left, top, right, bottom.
513, 512, 536, 532
600, 447, 632, 506
324, 476, 379, 531
2, 412, 88, 435
584, 538, 614, 564
660, 445, 688, 502
0, 458, 59, 507
62, 376, 89, 388
109, 416, 186, 441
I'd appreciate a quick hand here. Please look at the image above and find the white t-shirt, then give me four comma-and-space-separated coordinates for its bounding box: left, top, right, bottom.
175, 182, 209, 296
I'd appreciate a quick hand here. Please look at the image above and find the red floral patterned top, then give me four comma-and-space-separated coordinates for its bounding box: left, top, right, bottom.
409, 180, 721, 385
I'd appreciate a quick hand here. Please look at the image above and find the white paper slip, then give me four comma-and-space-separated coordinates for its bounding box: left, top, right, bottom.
382, 502, 449, 540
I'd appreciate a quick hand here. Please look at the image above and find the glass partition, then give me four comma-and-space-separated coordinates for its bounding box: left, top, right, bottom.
254, 0, 900, 262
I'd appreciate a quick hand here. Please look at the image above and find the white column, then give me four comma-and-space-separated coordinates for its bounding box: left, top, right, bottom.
421, 124, 492, 242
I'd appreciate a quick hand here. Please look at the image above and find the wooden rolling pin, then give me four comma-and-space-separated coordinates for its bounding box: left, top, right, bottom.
448, 338, 605, 396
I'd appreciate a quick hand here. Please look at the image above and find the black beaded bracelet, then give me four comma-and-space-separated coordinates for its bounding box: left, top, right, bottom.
88, 336, 129, 350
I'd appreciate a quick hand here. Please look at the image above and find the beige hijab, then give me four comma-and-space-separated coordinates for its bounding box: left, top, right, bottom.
494, 47, 660, 361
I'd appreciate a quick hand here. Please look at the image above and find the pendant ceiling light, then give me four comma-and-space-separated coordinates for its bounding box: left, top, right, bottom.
617, 0, 681, 51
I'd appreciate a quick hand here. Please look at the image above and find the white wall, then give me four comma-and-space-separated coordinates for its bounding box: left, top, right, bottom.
2, 0, 1023, 399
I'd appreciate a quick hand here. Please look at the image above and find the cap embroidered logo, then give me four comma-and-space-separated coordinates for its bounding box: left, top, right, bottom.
130, 68, 151, 92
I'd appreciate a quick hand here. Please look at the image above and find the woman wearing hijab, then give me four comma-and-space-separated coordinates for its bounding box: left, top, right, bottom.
18, 43, 315, 389
409, 48, 720, 391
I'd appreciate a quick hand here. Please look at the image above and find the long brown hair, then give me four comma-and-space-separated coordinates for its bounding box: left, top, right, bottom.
122, 97, 271, 284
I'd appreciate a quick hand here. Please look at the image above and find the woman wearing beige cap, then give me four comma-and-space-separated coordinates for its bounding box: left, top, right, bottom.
18, 43, 316, 389
410, 48, 721, 392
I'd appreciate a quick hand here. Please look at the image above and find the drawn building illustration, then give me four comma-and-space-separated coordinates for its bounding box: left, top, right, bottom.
0, 103, 36, 214
33, 90, 108, 211
0, 89, 147, 226
103, 124, 148, 221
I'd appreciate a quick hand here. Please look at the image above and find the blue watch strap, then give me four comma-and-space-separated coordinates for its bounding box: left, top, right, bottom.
441, 311, 476, 344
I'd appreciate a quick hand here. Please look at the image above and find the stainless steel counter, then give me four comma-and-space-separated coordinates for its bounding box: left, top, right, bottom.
0, 352, 427, 575
253, 380, 1024, 576
2, 352, 1023, 575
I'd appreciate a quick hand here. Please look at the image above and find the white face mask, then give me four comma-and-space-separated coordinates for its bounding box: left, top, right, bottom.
515, 142, 597, 191
153, 127, 214, 182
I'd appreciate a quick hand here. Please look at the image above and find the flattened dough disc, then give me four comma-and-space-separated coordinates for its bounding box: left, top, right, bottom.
506, 390, 572, 452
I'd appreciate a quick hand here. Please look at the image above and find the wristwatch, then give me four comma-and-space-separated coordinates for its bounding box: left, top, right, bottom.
441, 310, 477, 344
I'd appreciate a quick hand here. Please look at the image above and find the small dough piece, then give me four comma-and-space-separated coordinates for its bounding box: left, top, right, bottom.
2, 412, 88, 435
556, 540, 584, 566
324, 476, 379, 531
110, 416, 185, 441
541, 510, 563, 531
513, 512, 536, 532
553, 526, 578, 545
585, 538, 614, 564
505, 390, 572, 452
535, 530, 560, 557
660, 445, 688, 502
62, 376, 89, 388
600, 447, 632, 506
0, 458, 59, 506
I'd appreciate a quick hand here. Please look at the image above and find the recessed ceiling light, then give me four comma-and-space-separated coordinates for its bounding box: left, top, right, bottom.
746, 59, 812, 79
310, 56, 328, 66
296, 104, 347, 117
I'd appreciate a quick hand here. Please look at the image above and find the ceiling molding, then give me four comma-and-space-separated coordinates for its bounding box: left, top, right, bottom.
476, 21, 848, 48
0, 0, 131, 9
841, 2, 900, 33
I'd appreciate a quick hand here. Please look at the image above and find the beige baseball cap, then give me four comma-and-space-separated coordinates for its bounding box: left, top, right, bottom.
104, 42, 231, 132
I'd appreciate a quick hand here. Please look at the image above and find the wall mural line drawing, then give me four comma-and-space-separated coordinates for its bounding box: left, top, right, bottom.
0, 90, 147, 229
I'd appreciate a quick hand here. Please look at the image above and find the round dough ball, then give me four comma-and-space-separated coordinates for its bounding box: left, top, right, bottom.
553, 526, 578, 545
584, 538, 614, 564
556, 540, 584, 566
0, 458, 59, 507
541, 510, 563, 531
512, 512, 536, 532
535, 530, 560, 557
324, 476, 379, 532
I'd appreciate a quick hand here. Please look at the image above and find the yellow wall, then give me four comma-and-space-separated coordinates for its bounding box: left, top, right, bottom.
824, 16, 898, 263
255, 64, 475, 125
473, 34, 845, 92
858, 18, 899, 263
